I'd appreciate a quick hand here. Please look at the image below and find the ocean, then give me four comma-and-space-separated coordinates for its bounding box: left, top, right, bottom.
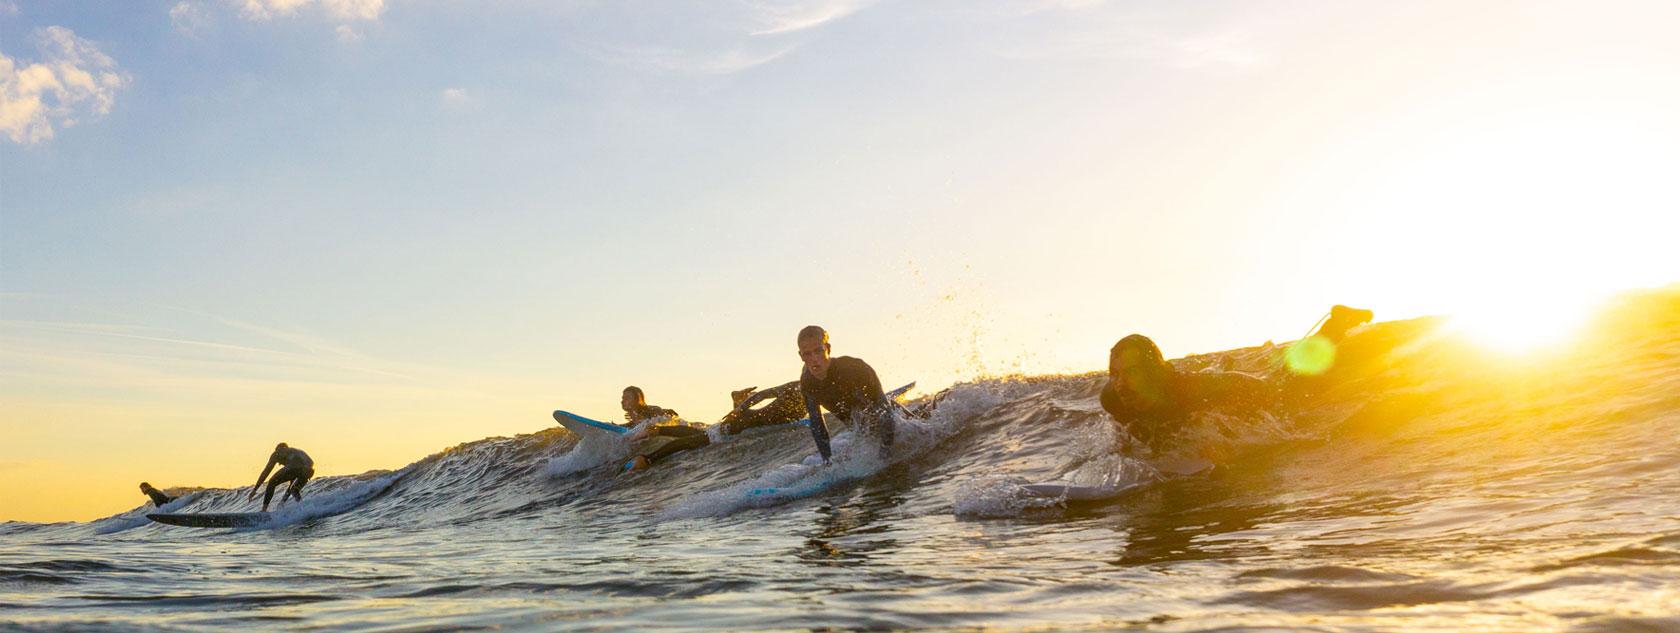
4, 289, 1677, 632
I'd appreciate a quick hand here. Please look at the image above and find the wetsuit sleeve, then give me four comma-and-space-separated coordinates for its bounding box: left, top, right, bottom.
738, 381, 798, 411
649, 426, 706, 439
1099, 381, 1126, 423
801, 375, 832, 462
1187, 371, 1273, 408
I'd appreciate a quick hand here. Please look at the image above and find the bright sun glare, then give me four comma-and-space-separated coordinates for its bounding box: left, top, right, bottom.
1446, 291, 1600, 353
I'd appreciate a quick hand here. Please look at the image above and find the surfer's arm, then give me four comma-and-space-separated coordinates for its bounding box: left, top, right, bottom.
248, 457, 278, 498
802, 383, 833, 462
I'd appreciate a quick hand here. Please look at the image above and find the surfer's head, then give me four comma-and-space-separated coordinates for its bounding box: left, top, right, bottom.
1109, 334, 1173, 411
797, 325, 832, 377
621, 386, 646, 412
139, 482, 153, 492
275, 442, 289, 452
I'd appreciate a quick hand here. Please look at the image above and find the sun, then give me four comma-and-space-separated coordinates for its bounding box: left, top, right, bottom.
1445, 291, 1598, 354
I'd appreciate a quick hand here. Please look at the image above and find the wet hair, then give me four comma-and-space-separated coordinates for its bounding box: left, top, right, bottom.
797, 325, 829, 346
1109, 334, 1168, 377
275, 442, 289, 451
140, 482, 152, 489
622, 386, 646, 406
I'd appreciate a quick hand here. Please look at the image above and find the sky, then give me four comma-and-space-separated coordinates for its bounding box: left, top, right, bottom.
3, 0, 1678, 522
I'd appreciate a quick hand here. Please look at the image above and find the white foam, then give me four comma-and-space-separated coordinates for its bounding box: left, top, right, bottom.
92, 491, 205, 535
256, 472, 401, 530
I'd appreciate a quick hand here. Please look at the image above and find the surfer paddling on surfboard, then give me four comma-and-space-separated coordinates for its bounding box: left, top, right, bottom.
621, 386, 678, 427
139, 482, 174, 507
797, 325, 895, 464
1101, 305, 1374, 450
717, 382, 806, 435
621, 386, 706, 473
248, 443, 315, 512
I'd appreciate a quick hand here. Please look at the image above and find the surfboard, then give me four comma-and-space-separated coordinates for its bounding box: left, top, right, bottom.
147, 512, 270, 528
553, 409, 630, 436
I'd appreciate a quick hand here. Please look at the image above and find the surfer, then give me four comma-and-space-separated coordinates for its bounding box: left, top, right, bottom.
624, 425, 710, 472
717, 382, 806, 435
621, 386, 679, 426
248, 443, 314, 512
1100, 305, 1374, 449
139, 482, 174, 507
797, 325, 894, 463
623, 383, 809, 472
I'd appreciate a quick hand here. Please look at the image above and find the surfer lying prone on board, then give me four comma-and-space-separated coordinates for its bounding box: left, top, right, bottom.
624, 383, 807, 472
798, 325, 897, 463
621, 386, 679, 427
249, 443, 315, 512
139, 482, 174, 507
717, 382, 806, 435
1100, 304, 1375, 451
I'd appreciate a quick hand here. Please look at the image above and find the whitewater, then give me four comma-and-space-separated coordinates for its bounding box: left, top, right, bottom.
3, 289, 1677, 631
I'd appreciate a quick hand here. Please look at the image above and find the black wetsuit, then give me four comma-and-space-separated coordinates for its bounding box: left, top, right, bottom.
718, 381, 806, 435
624, 404, 678, 426
143, 488, 174, 507
256, 447, 314, 509
638, 425, 711, 464
800, 356, 891, 461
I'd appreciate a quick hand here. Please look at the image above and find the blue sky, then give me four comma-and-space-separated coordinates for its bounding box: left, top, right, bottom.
4, 0, 1679, 520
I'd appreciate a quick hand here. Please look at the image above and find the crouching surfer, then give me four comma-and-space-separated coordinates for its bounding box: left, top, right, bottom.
797, 325, 895, 464
139, 482, 174, 507
1100, 305, 1374, 451
248, 443, 314, 512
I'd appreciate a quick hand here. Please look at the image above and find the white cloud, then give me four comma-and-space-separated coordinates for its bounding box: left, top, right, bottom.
239, 0, 384, 22
170, 1, 213, 36
746, 0, 878, 36
0, 26, 130, 144
439, 87, 469, 107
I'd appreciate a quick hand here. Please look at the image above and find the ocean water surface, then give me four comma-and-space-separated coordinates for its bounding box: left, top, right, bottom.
4, 290, 1678, 631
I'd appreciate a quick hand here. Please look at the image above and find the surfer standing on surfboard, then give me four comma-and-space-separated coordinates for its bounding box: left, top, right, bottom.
1100, 305, 1374, 450
248, 443, 315, 512
797, 325, 894, 463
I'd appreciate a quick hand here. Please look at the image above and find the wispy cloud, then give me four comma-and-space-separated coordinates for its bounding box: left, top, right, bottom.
167, 0, 385, 39
579, 43, 796, 76
238, 0, 384, 22
746, 0, 878, 36
989, 5, 1269, 69
439, 87, 470, 108
0, 26, 129, 144
170, 1, 213, 36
